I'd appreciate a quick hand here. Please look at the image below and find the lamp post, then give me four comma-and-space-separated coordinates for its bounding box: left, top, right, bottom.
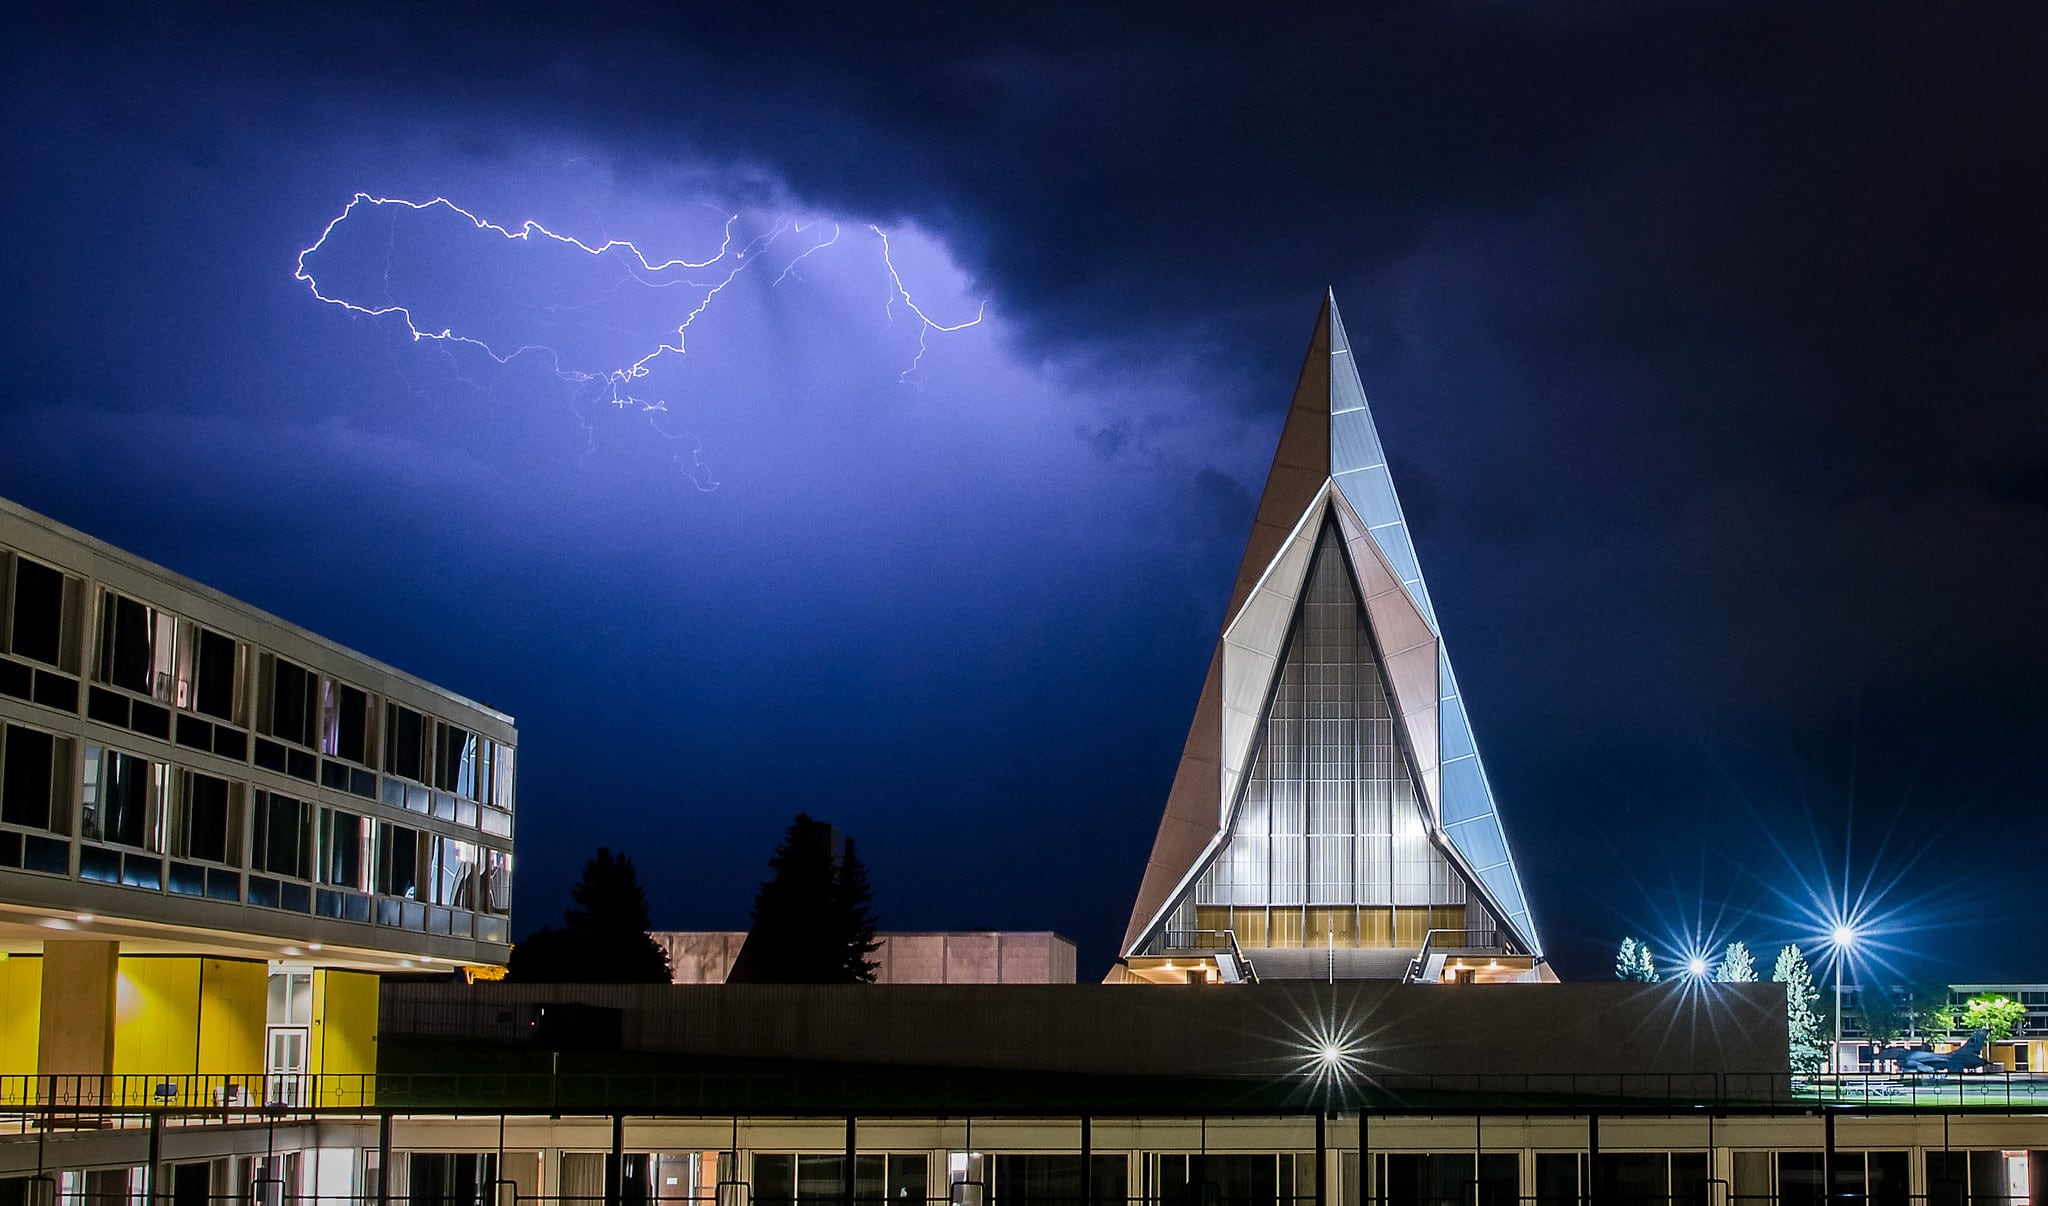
1831, 923, 1858, 1074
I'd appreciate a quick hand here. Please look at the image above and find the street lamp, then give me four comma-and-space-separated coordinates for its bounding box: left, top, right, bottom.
1831, 923, 1858, 1073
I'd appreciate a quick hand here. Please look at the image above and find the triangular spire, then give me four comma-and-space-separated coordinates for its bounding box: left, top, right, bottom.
1118, 293, 1541, 969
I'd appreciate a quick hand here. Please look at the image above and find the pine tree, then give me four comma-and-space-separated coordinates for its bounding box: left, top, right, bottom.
834, 838, 882, 983
1714, 941, 1758, 983
1615, 937, 1659, 982
507, 848, 673, 983
1773, 944, 1828, 1073
729, 814, 883, 984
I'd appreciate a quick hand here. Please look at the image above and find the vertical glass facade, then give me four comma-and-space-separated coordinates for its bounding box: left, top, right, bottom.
1169, 523, 1494, 951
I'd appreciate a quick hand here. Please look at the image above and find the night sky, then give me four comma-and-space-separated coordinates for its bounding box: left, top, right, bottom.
4, 4, 2044, 983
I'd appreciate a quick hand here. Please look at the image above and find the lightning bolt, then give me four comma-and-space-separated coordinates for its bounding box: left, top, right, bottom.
295, 194, 986, 488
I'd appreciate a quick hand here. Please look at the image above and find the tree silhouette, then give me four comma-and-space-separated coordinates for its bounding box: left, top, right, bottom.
507, 848, 672, 983
833, 838, 882, 983
728, 814, 881, 984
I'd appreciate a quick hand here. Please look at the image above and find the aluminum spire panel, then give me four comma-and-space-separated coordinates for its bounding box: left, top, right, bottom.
1119, 294, 1542, 963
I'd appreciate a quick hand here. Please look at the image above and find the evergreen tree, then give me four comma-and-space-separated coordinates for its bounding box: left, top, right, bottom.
1773, 944, 1828, 1073
1713, 941, 1758, 983
507, 848, 673, 983
1615, 937, 1659, 982
729, 813, 883, 984
833, 838, 882, 983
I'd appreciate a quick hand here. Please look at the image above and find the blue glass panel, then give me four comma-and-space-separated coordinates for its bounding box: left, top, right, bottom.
1440, 698, 1476, 763
168, 861, 205, 896
1336, 463, 1404, 528
24, 835, 68, 876
79, 845, 120, 884
1440, 755, 1490, 826
1445, 815, 1509, 871
1374, 529, 1424, 585
1330, 409, 1385, 475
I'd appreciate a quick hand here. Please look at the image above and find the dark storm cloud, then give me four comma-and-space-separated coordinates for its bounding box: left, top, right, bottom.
4, 0, 2045, 977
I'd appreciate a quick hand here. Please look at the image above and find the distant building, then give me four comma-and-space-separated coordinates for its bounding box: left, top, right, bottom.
651, 930, 1076, 984
1117, 294, 1547, 986
1841, 981, 2048, 1072
0, 495, 515, 1102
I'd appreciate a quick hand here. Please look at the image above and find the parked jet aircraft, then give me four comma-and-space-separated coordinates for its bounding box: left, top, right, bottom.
1873, 1029, 1991, 1075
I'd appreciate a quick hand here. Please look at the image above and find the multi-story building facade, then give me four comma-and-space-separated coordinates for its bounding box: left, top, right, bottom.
0, 496, 515, 1101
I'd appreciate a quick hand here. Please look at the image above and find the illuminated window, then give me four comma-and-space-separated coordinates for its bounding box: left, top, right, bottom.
81, 745, 164, 850
1188, 524, 1492, 949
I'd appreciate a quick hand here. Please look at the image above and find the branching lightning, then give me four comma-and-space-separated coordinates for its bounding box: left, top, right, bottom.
295, 194, 987, 489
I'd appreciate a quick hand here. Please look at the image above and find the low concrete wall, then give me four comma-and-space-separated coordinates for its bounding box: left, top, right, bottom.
384, 980, 1787, 1081
649, 931, 1078, 985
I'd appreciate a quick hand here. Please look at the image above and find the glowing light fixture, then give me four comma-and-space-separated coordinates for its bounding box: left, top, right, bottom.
1687, 956, 1709, 978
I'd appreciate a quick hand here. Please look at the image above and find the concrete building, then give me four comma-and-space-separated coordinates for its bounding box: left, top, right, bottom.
0, 496, 516, 1103
651, 931, 1077, 985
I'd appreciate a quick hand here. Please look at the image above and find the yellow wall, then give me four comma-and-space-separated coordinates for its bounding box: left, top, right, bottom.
104, 956, 266, 1105
0, 956, 41, 1096
310, 969, 379, 1106
198, 958, 264, 1107
112, 956, 202, 1084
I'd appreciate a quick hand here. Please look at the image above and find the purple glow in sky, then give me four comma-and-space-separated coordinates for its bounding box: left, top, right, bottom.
294, 192, 992, 489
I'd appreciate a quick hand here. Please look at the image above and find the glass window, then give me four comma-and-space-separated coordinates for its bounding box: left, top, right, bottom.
489, 744, 515, 815
264, 656, 318, 748
320, 808, 366, 890
994, 1157, 1126, 1206
171, 770, 238, 864
81, 745, 162, 849
1189, 522, 1485, 948
266, 971, 312, 1026
251, 790, 311, 880
434, 723, 481, 798
431, 835, 479, 908
377, 821, 422, 898
384, 703, 425, 781
1376, 1155, 1517, 1206
320, 680, 372, 765
8, 556, 70, 669
1, 724, 71, 833
176, 623, 242, 722
482, 847, 511, 914
94, 590, 180, 702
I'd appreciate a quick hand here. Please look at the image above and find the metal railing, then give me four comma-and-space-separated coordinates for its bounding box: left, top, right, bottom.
0, 1067, 2040, 1129
1155, 931, 1259, 983
1404, 930, 1514, 983
6, 1186, 2035, 1206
